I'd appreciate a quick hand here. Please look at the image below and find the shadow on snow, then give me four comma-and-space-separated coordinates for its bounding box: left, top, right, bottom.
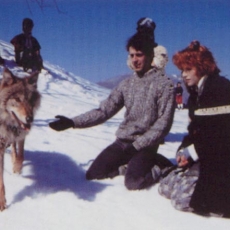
11, 150, 109, 205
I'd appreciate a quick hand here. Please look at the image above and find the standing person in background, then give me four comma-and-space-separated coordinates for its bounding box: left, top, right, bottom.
49, 18, 175, 191
175, 82, 184, 109
10, 18, 43, 72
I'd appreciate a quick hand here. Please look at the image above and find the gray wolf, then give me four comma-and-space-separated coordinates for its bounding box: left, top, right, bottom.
0, 68, 41, 211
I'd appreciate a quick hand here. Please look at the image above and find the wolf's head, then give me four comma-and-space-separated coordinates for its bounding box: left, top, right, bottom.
0, 68, 41, 131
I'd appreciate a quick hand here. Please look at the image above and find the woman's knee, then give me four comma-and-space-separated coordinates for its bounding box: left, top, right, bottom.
171, 197, 193, 212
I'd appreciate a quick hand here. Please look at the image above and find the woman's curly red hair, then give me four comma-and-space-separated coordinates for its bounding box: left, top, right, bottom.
173, 41, 220, 77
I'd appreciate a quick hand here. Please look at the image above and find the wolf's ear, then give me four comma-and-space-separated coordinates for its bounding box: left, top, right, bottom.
26, 71, 39, 88
1, 68, 16, 87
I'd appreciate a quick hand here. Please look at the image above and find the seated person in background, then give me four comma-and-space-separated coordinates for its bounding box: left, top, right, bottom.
10, 18, 43, 72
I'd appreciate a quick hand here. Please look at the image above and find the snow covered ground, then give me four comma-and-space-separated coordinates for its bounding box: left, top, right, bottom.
0, 40, 229, 230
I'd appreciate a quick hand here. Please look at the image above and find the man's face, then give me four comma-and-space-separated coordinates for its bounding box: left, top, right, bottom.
23, 24, 33, 35
128, 47, 152, 76
182, 67, 201, 86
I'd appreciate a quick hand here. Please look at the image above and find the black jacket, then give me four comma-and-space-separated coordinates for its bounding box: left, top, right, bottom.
175, 86, 183, 96
180, 75, 230, 215
11, 33, 41, 52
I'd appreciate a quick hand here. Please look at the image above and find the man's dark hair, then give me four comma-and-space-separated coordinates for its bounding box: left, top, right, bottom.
126, 33, 154, 57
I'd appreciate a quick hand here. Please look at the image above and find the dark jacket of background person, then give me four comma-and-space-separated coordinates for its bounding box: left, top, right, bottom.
11, 34, 42, 71
11, 33, 41, 54
175, 85, 183, 96
10, 18, 43, 71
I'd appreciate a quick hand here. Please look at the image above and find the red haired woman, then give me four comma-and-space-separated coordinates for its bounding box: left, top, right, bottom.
158, 41, 230, 217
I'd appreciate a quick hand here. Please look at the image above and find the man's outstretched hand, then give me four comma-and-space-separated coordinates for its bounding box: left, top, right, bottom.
49, 115, 74, 131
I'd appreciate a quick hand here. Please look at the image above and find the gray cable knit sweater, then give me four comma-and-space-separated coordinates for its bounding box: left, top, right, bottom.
72, 68, 175, 151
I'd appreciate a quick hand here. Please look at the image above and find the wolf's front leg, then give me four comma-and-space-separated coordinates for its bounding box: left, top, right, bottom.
11, 139, 25, 174
0, 148, 6, 211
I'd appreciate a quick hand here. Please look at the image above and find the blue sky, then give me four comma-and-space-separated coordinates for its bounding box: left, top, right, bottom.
0, 0, 230, 82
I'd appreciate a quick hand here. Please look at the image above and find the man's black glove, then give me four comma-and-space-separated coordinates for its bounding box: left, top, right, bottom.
49, 115, 74, 131
124, 143, 138, 155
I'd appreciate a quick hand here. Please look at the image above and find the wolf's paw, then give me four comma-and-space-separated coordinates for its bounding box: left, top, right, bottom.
13, 161, 23, 174
0, 199, 7, 211
0, 190, 6, 211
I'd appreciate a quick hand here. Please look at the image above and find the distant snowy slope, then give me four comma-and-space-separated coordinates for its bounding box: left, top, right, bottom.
0, 40, 229, 230
97, 70, 189, 104
0, 39, 109, 97
97, 74, 131, 89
